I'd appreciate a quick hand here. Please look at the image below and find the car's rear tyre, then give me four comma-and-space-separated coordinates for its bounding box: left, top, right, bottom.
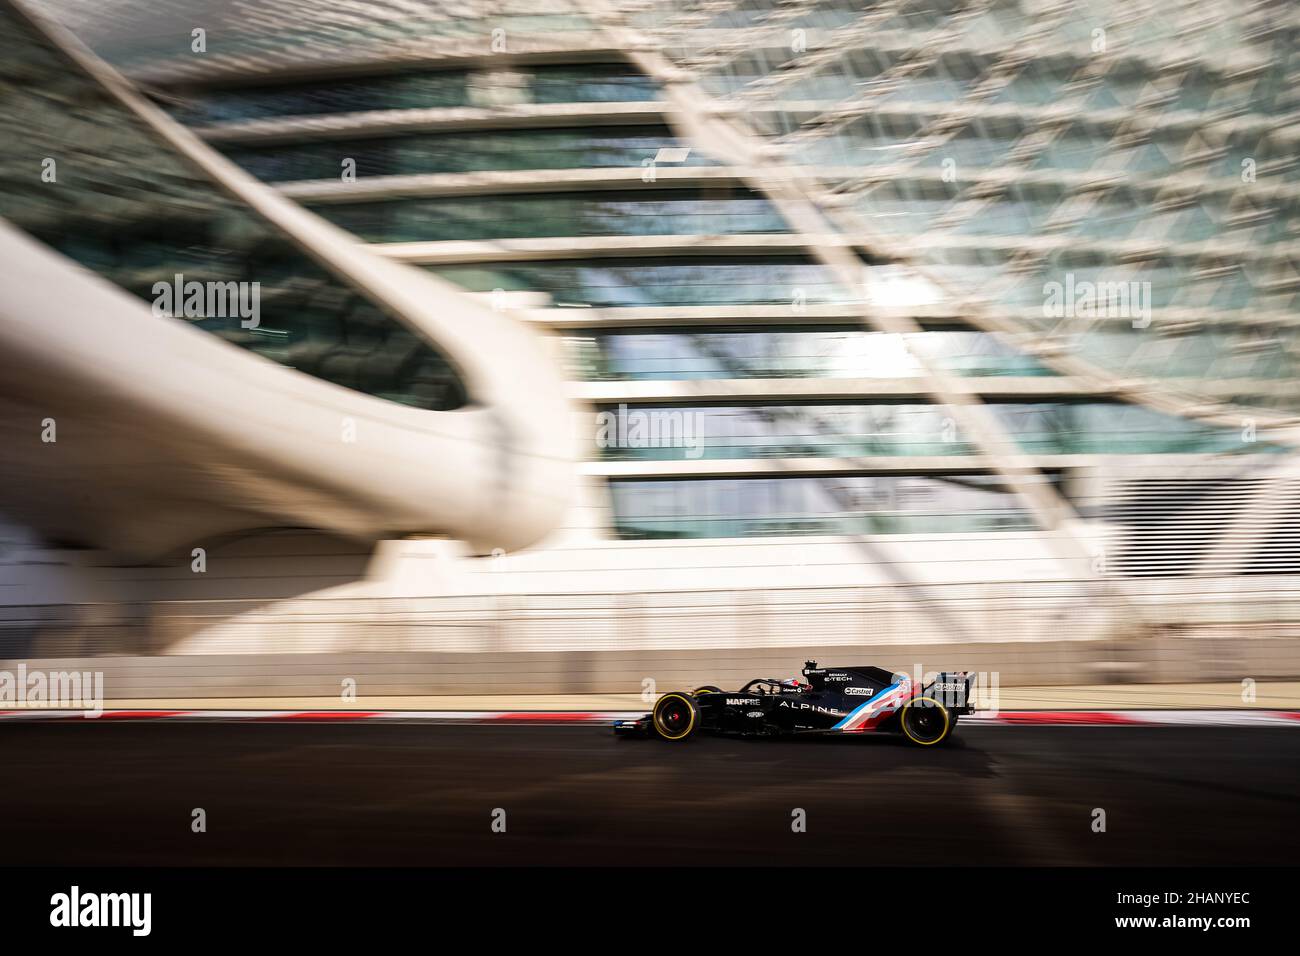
692, 685, 724, 696
652, 692, 701, 741
898, 696, 952, 746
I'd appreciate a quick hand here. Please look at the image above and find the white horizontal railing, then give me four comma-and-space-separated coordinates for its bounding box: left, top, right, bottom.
3, 576, 1300, 658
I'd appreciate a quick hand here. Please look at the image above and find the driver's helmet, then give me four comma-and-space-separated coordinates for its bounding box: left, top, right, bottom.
780, 677, 810, 693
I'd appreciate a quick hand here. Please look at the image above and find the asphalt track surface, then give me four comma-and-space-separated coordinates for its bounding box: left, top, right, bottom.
0, 722, 1294, 865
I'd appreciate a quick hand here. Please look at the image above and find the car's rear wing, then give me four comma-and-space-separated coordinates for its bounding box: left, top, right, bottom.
923, 672, 975, 714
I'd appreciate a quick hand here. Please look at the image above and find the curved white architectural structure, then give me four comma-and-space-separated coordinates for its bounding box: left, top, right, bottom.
0, 0, 575, 560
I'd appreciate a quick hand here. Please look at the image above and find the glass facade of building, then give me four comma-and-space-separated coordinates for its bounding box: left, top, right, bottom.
433, 259, 853, 308
222, 126, 714, 182
0, 5, 466, 412
594, 402, 1253, 461
23, 0, 1300, 541
565, 328, 1054, 380
652, 0, 1299, 415
172, 64, 660, 125
610, 475, 1042, 539
311, 189, 787, 242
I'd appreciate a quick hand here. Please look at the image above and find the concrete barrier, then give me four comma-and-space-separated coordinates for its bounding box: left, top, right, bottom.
5, 632, 1299, 698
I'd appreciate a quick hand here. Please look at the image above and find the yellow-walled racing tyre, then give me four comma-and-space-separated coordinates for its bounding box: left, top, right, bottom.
652, 692, 701, 741
691, 685, 724, 696
898, 696, 953, 746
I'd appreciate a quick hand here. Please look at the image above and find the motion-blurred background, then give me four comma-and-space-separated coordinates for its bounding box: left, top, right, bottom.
1, 0, 1297, 699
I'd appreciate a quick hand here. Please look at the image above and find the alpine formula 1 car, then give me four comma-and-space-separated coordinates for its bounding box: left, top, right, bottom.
614, 661, 974, 746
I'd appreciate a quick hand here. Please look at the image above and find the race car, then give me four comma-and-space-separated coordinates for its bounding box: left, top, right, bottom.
614, 660, 974, 746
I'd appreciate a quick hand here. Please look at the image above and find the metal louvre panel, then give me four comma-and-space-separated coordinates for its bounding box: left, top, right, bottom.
1244, 479, 1300, 575
1109, 478, 1264, 576
1084, 460, 1300, 577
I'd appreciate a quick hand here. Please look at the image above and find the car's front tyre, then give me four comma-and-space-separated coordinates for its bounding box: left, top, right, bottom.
898, 696, 952, 746
652, 692, 701, 741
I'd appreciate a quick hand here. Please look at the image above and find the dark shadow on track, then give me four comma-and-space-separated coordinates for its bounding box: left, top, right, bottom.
0, 723, 1293, 865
